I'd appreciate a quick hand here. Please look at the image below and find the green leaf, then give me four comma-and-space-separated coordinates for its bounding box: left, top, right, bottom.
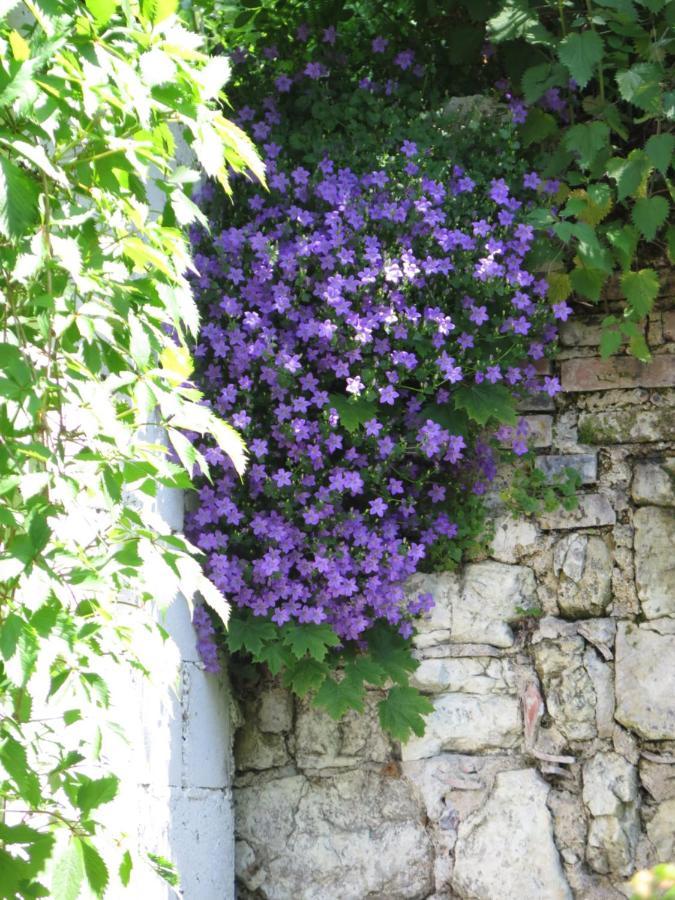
519, 108, 558, 147
80, 840, 108, 897
606, 151, 651, 201
367, 628, 418, 685
345, 654, 387, 687
453, 383, 517, 426
140, 0, 178, 24
85, 0, 119, 26
282, 657, 329, 697
0, 612, 23, 660
667, 225, 675, 264
378, 686, 433, 742
521, 63, 566, 104
0, 154, 40, 239
313, 674, 365, 719
605, 224, 639, 270
8, 31, 29, 62
329, 394, 377, 432
563, 121, 609, 169
148, 853, 179, 887
226, 616, 276, 657
616, 63, 663, 112
256, 640, 295, 676
570, 265, 606, 302
558, 30, 604, 89
621, 268, 660, 316
119, 850, 133, 888
51, 840, 85, 900
487, 0, 540, 42
631, 195, 669, 240
76, 775, 119, 815
281, 624, 340, 661
645, 133, 674, 175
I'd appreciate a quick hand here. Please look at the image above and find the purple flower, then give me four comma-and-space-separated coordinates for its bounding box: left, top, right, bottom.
369, 498, 387, 517
552, 301, 572, 321
372, 36, 389, 53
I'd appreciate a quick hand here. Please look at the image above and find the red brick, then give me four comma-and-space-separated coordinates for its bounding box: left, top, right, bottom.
561, 356, 675, 392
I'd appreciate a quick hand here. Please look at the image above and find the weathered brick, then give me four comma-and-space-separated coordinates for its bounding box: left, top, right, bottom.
561, 356, 675, 392
538, 493, 616, 530
535, 453, 597, 485
578, 409, 675, 444
560, 318, 608, 348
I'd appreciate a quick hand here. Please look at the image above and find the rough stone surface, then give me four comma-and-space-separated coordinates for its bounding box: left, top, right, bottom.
582, 753, 639, 876
490, 513, 539, 563
235, 770, 434, 900
646, 799, 675, 862
533, 636, 597, 741
632, 459, 675, 506
452, 769, 572, 899
578, 408, 675, 444
554, 534, 612, 618
634, 506, 675, 619
539, 493, 616, 530
536, 452, 598, 485
561, 356, 675, 392
639, 758, 675, 802
615, 623, 675, 740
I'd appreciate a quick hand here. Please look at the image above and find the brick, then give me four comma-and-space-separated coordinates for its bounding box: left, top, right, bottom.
539, 493, 615, 530
559, 319, 607, 348
535, 453, 597, 485
561, 355, 675, 392
578, 409, 675, 445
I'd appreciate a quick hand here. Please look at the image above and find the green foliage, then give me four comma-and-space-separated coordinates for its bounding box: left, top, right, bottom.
630, 862, 675, 899
0, 0, 263, 895
502, 457, 582, 516
489, 0, 674, 359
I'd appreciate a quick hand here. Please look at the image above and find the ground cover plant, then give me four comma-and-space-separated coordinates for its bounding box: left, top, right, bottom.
187, 21, 580, 737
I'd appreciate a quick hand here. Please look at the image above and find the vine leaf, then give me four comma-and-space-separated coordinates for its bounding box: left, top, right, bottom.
226, 616, 276, 657
378, 686, 433, 742
282, 658, 329, 697
281, 623, 340, 661
453, 383, 517, 427
313, 674, 365, 719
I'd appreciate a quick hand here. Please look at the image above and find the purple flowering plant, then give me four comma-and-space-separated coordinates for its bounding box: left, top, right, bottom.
186, 26, 570, 737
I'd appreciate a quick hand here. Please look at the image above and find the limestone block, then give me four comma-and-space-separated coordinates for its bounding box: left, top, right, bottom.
490, 513, 539, 564
455, 560, 538, 647
235, 770, 434, 900
615, 623, 675, 740
554, 534, 612, 618
634, 506, 675, 619
401, 692, 521, 760
539, 493, 616, 530
632, 459, 675, 506
294, 692, 389, 770
410, 656, 515, 695
536, 452, 598, 485
561, 356, 675, 392
578, 408, 675, 444
524, 414, 553, 447
583, 753, 639, 876
533, 635, 597, 741
646, 799, 675, 862
258, 687, 293, 734
584, 648, 615, 738
234, 720, 288, 772
640, 758, 675, 802
412, 562, 538, 649
452, 769, 572, 900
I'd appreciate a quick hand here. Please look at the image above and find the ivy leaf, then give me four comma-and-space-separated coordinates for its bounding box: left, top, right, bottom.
453, 383, 517, 426
570, 265, 606, 302
282, 657, 329, 697
313, 674, 365, 719
562, 121, 609, 169
606, 151, 652, 201
621, 269, 660, 316
80, 840, 108, 897
0, 155, 40, 239
76, 775, 119, 816
281, 623, 340, 661
329, 394, 376, 432
378, 686, 433, 742
226, 616, 277, 657
631, 196, 669, 241
558, 30, 604, 89
645, 133, 674, 175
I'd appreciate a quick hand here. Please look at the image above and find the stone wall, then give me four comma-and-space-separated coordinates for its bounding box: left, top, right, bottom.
232, 281, 675, 900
